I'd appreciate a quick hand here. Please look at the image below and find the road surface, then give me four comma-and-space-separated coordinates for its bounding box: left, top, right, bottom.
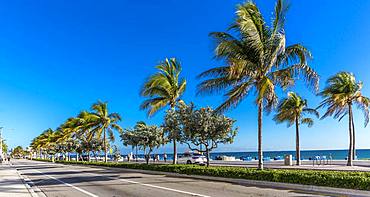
12, 159, 327, 197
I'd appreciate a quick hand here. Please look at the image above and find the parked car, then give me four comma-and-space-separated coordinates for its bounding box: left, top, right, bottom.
178, 152, 206, 165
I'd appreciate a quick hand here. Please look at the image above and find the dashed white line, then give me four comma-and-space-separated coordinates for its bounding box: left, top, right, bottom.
118, 178, 211, 197
33, 169, 98, 197
27, 161, 211, 197
57, 166, 211, 197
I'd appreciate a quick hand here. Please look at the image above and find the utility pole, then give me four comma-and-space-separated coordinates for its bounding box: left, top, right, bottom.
0, 127, 3, 159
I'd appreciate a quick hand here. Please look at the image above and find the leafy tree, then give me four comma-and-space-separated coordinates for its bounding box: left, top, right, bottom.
11, 146, 25, 158
125, 122, 165, 164
197, 0, 318, 169
318, 72, 370, 166
90, 138, 104, 160
163, 107, 182, 158
78, 134, 94, 161
140, 58, 186, 164
111, 145, 121, 161
119, 128, 142, 162
177, 103, 238, 167
139, 123, 165, 164
273, 92, 319, 165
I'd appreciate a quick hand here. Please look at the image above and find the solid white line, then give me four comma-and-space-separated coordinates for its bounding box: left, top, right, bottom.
33, 169, 98, 197
118, 179, 211, 197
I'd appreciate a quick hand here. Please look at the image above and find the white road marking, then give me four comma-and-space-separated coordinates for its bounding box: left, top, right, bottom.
118, 178, 211, 197
28, 161, 211, 197
58, 166, 211, 197
33, 169, 99, 197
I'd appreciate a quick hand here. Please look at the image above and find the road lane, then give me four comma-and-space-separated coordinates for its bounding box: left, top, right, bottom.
13, 159, 325, 197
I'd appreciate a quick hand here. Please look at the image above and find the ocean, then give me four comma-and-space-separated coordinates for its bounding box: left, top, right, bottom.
123, 149, 370, 160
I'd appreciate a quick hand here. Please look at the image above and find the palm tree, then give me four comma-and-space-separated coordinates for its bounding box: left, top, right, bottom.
140, 58, 186, 164
197, 0, 319, 169
273, 92, 319, 165
30, 136, 42, 158
59, 115, 93, 160
318, 72, 369, 166
83, 101, 123, 162
31, 128, 56, 160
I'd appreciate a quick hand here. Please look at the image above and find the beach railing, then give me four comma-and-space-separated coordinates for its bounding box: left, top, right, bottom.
312, 155, 332, 166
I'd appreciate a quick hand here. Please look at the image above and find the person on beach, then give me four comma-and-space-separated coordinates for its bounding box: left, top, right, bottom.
155, 154, 160, 162
163, 153, 167, 163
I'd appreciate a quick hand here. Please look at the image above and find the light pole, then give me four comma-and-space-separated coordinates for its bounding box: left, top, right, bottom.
0, 127, 3, 159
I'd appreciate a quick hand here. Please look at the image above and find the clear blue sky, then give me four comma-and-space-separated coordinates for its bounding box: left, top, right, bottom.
1, 0, 370, 153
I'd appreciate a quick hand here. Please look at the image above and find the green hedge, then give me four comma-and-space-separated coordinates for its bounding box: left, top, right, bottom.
30, 158, 370, 190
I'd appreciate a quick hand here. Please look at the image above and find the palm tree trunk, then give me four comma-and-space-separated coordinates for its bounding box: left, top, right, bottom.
173, 139, 177, 164
257, 101, 263, 170
170, 104, 178, 165
347, 104, 354, 166
136, 145, 138, 162
352, 115, 356, 160
295, 117, 301, 166
87, 149, 91, 162
103, 130, 108, 163
206, 148, 210, 167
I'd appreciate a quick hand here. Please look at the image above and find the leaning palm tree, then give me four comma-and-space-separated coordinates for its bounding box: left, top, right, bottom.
34, 128, 56, 160
318, 72, 369, 166
82, 101, 123, 162
30, 136, 43, 159
140, 58, 186, 164
273, 92, 319, 165
197, 0, 319, 169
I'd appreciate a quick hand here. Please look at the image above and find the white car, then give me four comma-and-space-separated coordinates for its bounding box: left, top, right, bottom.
178, 152, 207, 165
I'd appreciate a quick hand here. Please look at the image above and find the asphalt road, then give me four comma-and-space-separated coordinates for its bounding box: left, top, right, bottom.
12, 159, 327, 197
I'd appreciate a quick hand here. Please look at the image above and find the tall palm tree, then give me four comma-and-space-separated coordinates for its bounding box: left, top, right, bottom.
83, 101, 123, 162
318, 72, 369, 166
140, 58, 186, 164
273, 92, 319, 165
197, 0, 318, 169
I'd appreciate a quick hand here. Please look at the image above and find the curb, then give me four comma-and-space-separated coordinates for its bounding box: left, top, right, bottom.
11, 163, 47, 197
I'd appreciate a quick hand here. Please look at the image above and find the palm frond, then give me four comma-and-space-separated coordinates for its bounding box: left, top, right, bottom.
141, 58, 186, 115
302, 108, 320, 118
215, 81, 253, 113
301, 118, 314, 127
272, 0, 289, 35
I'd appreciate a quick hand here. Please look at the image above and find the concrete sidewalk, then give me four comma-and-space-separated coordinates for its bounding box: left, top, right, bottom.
0, 162, 32, 197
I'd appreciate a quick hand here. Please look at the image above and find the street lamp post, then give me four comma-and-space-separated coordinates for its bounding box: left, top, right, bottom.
0, 127, 3, 159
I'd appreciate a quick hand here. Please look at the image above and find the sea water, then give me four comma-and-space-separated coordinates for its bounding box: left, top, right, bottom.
124, 149, 370, 160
